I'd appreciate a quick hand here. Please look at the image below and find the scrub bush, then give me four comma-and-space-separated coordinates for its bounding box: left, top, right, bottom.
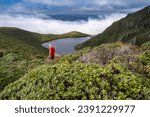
0, 62, 149, 100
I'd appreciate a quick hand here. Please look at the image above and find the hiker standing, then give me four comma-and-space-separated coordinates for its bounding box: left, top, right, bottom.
48, 43, 55, 61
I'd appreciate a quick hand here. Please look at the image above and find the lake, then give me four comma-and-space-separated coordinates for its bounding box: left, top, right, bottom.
42, 37, 90, 54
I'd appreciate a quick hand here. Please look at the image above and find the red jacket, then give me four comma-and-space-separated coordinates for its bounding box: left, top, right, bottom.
49, 45, 55, 57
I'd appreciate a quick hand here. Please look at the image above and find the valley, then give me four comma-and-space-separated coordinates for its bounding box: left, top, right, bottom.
0, 6, 150, 100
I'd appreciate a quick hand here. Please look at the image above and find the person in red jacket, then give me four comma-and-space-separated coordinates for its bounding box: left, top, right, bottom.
48, 43, 55, 61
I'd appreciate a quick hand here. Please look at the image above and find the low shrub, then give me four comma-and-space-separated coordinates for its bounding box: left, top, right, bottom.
0, 62, 149, 100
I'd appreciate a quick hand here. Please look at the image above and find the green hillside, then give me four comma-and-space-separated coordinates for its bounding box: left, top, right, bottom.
0, 27, 89, 92
75, 6, 150, 50
39, 31, 89, 42
0, 27, 46, 54
0, 27, 47, 92
0, 19, 150, 99
1, 41, 150, 100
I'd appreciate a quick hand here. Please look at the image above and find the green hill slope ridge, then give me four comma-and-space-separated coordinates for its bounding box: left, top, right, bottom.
76, 6, 150, 50
0, 27, 47, 92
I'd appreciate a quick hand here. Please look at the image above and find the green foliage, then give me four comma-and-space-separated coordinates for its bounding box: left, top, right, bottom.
0, 62, 149, 100
0, 27, 46, 92
141, 42, 150, 51
139, 51, 150, 65
138, 51, 150, 78
0, 51, 3, 57
0, 53, 45, 91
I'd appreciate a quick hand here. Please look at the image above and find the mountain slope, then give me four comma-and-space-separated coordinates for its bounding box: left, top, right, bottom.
0, 27, 47, 54
0, 27, 47, 92
75, 6, 150, 50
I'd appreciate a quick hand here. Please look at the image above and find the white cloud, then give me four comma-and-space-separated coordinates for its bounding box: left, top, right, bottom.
95, 0, 126, 6
121, 7, 143, 12
26, 0, 128, 8
26, 0, 76, 6
0, 13, 126, 35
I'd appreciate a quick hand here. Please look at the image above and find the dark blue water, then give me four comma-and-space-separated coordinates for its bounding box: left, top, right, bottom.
42, 37, 91, 54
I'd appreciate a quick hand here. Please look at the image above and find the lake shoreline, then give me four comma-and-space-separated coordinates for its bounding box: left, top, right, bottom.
42, 36, 91, 55
41, 36, 91, 43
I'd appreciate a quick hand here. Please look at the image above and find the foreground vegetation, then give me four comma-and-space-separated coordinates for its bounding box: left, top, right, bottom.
1, 62, 149, 100
0, 40, 150, 99
0, 27, 47, 92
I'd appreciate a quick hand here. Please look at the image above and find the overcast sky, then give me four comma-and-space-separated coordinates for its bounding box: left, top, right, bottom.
0, 0, 150, 14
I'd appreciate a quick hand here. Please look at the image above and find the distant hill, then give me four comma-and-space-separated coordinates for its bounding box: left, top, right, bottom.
75, 6, 150, 50
39, 31, 89, 42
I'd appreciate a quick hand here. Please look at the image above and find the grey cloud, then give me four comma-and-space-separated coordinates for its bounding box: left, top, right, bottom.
0, 0, 150, 14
